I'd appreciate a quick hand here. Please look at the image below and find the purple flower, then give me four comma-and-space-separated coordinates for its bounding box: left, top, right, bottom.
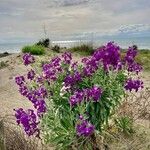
81, 42, 122, 75
69, 91, 84, 107
27, 69, 35, 80
127, 62, 143, 74
62, 52, 72, 64
76, 120, 94, 137
42, 57, 62, 81
14, 108, 39, 137
124, 79, 143, 92
71, 62, 78, 71
69, 86, 102, 107
34, 99, 47, 117
15, 76, 25, 86
86, 86, 103, 102
19, 85, 28, 96
125, 46, 138, 64
64, 71, 82, 87
23, 53, 35, 66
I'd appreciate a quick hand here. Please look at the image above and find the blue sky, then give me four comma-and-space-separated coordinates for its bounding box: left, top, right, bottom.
0, 0, 150, 42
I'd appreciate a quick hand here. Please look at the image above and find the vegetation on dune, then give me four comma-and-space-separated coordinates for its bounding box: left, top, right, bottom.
69, 43, 94, 55
22, 45, 45, 55
135, 50, 150, 71
0, 61, 8, 69
13, 42, 147, 149
52, 45, 61, 53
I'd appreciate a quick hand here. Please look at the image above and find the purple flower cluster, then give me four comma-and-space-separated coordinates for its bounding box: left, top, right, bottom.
127, 62, 143, 74
14, 108, 39, 137
85, 86, 103, 102
82, 57, 99, 76
64, 71, 82, 87
15, 54, 48, 136
124, 46, 142, 74
69, 86, 102, 107
42, 56, 62, 81
22, 53, 35, 66
71, 61, 78, 71
76, 120, 94, 137
82, 42, 122, 76
124, 79, 143, 92
15, 76, 25, 86
125, 46, 137, 64
62, 52, 72, 64
94, 42, 121, 70
27, 69, 35, 80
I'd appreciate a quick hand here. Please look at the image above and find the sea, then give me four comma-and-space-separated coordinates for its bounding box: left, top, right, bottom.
0, 37, 150, 53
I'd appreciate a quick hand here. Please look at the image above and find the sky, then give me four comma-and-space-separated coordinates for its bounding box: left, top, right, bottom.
0, 0, 150, 42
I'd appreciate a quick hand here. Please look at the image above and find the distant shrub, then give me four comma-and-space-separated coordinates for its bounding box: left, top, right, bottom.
52, 45, 60, 53
36, 38, 50, 48
70, 43, 94, 55
0, 61, 8, 69
22, 45, 45, 55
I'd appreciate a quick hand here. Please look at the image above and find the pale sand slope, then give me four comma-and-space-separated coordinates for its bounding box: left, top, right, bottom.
0, 54, 150, 117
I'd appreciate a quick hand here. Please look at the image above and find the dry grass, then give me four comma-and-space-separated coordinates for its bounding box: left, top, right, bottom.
102, 88, 150, 150
0, 115, 50, 150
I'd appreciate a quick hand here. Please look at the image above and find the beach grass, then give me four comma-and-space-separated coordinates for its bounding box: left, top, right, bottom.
69, 43, 94, 56
22, 45, 45, 55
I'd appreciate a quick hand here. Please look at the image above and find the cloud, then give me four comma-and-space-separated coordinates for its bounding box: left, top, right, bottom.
0, 0, 149, 42
45, 0, 91, 7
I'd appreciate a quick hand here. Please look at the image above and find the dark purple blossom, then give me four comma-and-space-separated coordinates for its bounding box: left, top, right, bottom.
127, 62, 143, 74
19, 85, 28, 96
42, 57, 62, 81
15, 76, 25, 86
71, 62, 78, 71
14, 108, 39, 137
69, 91, 84, 107
94, 42, 121, 71
62, 52, 72, 64
86, 86, 102, 102
76, 120, 94, 137
27, 69, 35, 80
23, 53, 35, 66
124, 79, 143, 92
64, 71, 82, 87
69, 86, 102, 107
125, 46, 138, 64
34, 99, 47, 117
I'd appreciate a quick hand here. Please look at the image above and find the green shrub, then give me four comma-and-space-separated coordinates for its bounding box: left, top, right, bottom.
22, 45, 45, 55
70, 43, 94, 55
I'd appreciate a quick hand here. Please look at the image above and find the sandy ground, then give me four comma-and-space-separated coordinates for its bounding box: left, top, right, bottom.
0, 54, 33, 116
0, 53, 150, 117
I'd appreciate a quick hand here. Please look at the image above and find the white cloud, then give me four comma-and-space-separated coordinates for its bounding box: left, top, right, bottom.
0, 0, 149, 41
